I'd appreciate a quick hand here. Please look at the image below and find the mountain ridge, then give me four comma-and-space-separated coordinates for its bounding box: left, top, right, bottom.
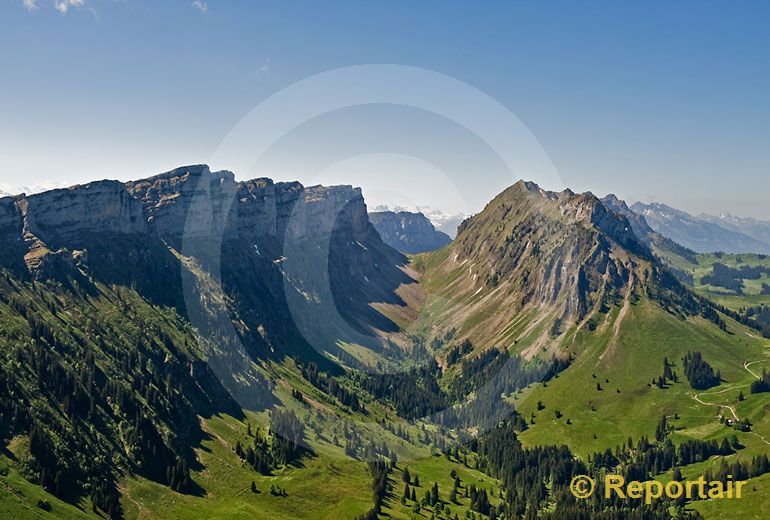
631, 201, 770, 254
3, 172, 770, 520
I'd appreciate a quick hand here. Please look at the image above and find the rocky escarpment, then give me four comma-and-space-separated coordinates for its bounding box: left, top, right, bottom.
1, 181, 145, 245
1, 181, 146, 269
0, 195, 24, 265
124, 164, 374, 246
0, 165, 412, 368
0, 165, 385, 266
126, 165, 236, 242
25, 180, 147, 246
369, 210, 452, 254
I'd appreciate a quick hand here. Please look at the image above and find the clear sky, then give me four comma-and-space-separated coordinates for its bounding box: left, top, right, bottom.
1, 1, 769, 218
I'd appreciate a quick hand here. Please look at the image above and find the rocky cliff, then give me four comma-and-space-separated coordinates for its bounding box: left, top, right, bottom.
0, 165, 383, 264
0, 165, 412, 369
122, 164, 374, 246
0, 195, 22, 241
602, 194, 698, 264
1, 180, 146, 246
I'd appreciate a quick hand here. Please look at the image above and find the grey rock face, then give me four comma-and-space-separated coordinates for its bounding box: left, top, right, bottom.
601, 194, 654, 240
125, 165, 372, 245
23, 180, 146, 245
0, 195, 23, 241
126, 165, 237, 242
1, 164, 379, 271
0, 181, 146, 251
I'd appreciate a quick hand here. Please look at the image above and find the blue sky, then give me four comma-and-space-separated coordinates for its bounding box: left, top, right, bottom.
1, 1, 769, 217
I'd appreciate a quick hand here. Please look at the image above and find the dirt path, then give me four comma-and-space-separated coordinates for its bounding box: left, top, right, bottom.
744, 360, 763, 380
690, 359, 770, 445
693, 390, 740, 422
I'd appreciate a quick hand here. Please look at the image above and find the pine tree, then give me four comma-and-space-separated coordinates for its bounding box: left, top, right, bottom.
431, 482, 439, 505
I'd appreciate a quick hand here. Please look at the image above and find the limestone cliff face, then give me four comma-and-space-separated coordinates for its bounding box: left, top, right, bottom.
281, 184, 371, 241
0, 180, 145, 249
126, 165, 237, 243
123, 165, 372, 245
0, 165, 412, 369
0, 165, 378, 261
23, 180, 146, 246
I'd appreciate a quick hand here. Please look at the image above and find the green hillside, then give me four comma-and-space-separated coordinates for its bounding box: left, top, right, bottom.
0, 265, 503, 520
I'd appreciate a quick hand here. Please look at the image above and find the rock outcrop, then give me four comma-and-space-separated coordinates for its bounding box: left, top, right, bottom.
123, 164, 373, 246
1, 164, 380, 256
24, 180, 146, 246
126, 165, 237, 243
1, 181, 145, 245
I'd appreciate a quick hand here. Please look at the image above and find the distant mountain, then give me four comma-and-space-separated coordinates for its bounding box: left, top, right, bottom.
369, 210, 452, 254
699, 213, 770, 247
0, 180, 71, 196
630, 201, 770, 254
601, 195, 698, 264
428, 211, 467, 238
371, 204, 467, 238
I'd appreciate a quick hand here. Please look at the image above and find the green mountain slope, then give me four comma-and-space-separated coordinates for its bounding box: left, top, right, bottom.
413, 181, 770, 518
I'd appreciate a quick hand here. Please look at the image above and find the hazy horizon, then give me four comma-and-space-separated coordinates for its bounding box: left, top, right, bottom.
1, 163, 765, 224
2, 1, 769, 218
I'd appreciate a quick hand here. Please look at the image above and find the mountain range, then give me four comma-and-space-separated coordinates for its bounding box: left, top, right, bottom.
370, 204, 467, 238
2, 167, 770, 520
631, 201, 770, 254
0, 181, 72, 197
